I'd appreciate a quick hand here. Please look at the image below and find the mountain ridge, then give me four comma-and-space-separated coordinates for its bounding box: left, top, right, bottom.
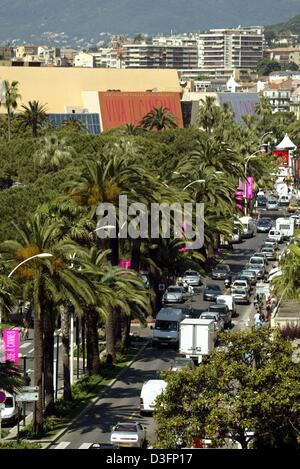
0, 0, 299, 45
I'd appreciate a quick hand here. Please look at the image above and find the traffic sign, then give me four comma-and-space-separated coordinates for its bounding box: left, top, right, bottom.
22, 386, 38, 392
16, 392, 38, 402
0, 391, 6, 404
256, 283, 270, 295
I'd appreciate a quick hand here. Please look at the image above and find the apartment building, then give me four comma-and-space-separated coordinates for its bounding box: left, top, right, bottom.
264, 47, 300, 67
0, 45, 13, 61
15, 45, 38, 58
197, 27, 264, 71
263, 79, 296, 112
74, 49, 121, 68
123, 42, 198, 69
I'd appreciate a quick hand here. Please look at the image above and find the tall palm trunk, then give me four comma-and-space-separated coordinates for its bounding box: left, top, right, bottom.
33, 306, 44, 434
86, 308, 101, 375
121, 315, 131, 350
7, 110, 11, 141
131, 238, 141, 271
43, 303, 56, 415
61, 304, 72, 401
106, 308, 116, 365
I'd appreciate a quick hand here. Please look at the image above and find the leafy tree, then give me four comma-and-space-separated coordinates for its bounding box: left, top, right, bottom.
34, 134, 76, 170
17, 100, 48, 138
139, 107, 178, 131
257, 58, 282, 76
0, 362, 24, 394
62, 117, 88, 133
0, 80, 21, 140
197, 96, 221, 135
155, 328, 300, 449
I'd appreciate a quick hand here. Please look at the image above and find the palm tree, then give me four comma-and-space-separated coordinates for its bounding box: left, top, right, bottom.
34, 134, 76, 170
271, 234, 300, 301
17, 100, 48, 137
197, 96, 221, 135
0, 362, 24, 394
139, 107, 178, 131
1, 214, 96, 429
255, 96, 272, 125
0, 80, 21, 140
62, 117, 88, 133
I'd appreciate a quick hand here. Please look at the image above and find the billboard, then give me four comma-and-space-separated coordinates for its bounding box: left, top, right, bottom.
99, 92, 183, 131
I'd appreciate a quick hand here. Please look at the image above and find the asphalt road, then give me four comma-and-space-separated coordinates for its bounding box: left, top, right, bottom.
49, 209, 287, 449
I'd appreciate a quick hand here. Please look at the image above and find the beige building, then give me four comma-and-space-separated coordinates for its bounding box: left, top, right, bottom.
264, 47, 300, 67
0, 66, 181, 114
15, 45, 38, 59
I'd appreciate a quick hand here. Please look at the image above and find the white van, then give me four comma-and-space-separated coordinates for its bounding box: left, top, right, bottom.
279, 194, 290, 206
239, 216, 256, 238
0, 392, 18, 424
140, 380, 167, 415
216, 295, 236, 317
152, 308, 184, 347
268, 229, 284, 243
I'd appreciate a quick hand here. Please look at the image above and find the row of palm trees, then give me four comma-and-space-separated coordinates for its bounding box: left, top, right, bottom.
0, 86, 281, 434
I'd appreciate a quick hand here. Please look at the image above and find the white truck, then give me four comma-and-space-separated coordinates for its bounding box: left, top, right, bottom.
275, 217, 294, 239
179, 318, 215, 363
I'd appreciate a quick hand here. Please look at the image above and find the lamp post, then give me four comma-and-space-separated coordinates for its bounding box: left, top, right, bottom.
53, 330, 60, 400
8, 253, 53, 278
183, 179, 206, 190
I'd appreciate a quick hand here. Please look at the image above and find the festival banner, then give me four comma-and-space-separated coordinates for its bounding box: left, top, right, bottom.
3, 329, 20, 365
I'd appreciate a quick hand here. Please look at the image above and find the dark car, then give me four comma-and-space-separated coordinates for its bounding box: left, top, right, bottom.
208, 304, 232, 328
211, 264, 231, 280
257, 196, 267, 208
203, 284, 223, 301
256, 218, 272, 233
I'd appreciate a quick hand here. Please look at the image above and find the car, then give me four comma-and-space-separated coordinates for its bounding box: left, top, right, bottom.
245, 264, 265, 280
256, 196, 267, 208
266, 199, 279, 210
182, 270, 201, 286
110, 422, 147, 448
288, 200, 298, 213
240, 269, 257, 285
260, 246, 276, 261
216, 295, 237, 317
231, 287, 250, 304
170, 357, 196, 372
264, 238, 278, 250
208, 303, 232, 328
249, 256, 266, 273
162, 286, 186, 304
211, 264, 231, 280
256, 218, 273, 233
268, 229, 284, 244
253, 252, 268, 265
200, 311, 225, 334
203, 284, 223, 301
232, 279, 251, 293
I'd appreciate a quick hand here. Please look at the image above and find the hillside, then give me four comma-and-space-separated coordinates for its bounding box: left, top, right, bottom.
0, 0, 299, 45
265, 14, 300, 36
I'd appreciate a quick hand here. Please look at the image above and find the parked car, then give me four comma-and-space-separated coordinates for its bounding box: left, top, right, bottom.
266, 199, 279, 210
182, 270, 202, 286
260, 246, 276, 261
200, 311, 225, 334
162, 286, 186, 304
208, 303, 232, 328
239, 269, 257, 285
170, 357, 196, 373
256, 218, 273, 233
232, 279, 251, 293
232, 288, 250, 304
268, 229, 284, 244
211, 264, 232, 280
110, 422, 147, 448
203, 284, 223, 301
0, 392, 18, 425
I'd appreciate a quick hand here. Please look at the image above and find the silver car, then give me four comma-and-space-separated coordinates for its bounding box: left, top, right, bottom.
245, 264, 264, 279
163, 286, 185, 304
240, 270, 257, 285
232, 288, 250, 304
110, 422, 147, 448
260, 247, 276, 261
170, 357, 195, 372
182, 270, 201, 286
200, 311, 225, 332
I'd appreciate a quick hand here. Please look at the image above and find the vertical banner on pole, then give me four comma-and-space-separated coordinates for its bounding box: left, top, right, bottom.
3, 329, 20, 364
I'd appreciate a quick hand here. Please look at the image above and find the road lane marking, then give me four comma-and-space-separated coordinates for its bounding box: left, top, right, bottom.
78, 443, 92, 449
19, 343, 31, 349
54, 442, 71, 449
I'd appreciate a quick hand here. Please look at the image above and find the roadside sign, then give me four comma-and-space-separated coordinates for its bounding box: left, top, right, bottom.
0, 391, 6, 404
22, 386, 39, 392
256, 283, 270, 295
16, 392, 38, 402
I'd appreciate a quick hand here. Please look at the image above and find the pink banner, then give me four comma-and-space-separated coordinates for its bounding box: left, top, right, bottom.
246, 177, 253, 199
3, 329, 20, 365
119, 259, 131, 269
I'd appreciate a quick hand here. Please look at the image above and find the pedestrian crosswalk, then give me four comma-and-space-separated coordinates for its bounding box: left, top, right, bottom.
53, 441, 96, 449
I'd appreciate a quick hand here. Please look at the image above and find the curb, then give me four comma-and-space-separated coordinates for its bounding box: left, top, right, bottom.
43, 339, 150, 449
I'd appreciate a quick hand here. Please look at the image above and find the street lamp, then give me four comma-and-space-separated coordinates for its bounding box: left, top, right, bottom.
8, 253, 53, 278
183, 179, 206, 190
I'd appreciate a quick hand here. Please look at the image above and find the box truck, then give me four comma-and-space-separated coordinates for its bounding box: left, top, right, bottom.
179, 319, 215, 363
275, 217, 294, 239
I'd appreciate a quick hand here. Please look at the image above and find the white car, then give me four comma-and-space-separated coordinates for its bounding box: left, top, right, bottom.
110, 422, 147, 448
268, 229, 284, 244
232, 279, 250, 293
182, 270, 201, 286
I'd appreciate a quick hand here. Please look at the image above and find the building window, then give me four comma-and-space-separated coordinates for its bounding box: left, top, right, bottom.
48, 113, 101, 134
